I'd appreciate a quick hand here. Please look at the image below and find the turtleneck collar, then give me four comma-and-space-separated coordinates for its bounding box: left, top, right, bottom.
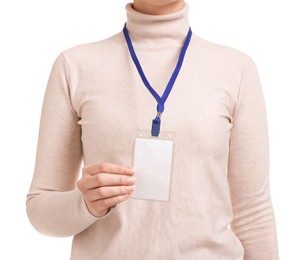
125, 2, 190, 45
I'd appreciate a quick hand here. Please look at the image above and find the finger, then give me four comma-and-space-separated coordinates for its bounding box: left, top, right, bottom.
89, 185, 136, 201
92, 194, 131, 210
86, 174, 136, 189
83, 162, 134, 176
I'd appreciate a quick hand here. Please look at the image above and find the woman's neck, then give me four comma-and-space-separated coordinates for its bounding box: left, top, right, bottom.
132, 0, 185, 15
125, 2, 189, 45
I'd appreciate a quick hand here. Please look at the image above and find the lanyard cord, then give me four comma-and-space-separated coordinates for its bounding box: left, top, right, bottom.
123, 23, 192, 136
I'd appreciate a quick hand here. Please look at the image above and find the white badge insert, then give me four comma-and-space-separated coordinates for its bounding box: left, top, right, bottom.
131, 130, 175, 202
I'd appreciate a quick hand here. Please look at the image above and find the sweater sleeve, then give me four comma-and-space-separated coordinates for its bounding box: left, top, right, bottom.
227, 58, 279, 259
26, 53, 113, 237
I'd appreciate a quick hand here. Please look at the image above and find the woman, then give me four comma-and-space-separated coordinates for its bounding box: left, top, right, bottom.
26, 0, 279, 259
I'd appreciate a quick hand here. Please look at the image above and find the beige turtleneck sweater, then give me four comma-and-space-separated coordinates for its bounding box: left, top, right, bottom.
26, 2, 279, 260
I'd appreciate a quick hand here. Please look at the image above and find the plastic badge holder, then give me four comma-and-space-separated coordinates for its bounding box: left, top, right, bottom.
131, 130, 175, 202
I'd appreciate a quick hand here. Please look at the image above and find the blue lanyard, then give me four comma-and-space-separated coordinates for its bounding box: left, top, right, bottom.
123, 23, 192, 136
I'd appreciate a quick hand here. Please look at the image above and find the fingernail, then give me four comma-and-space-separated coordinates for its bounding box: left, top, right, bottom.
127, 177, 136, 184
127, 168, 135, 174
126, 185, 135, 191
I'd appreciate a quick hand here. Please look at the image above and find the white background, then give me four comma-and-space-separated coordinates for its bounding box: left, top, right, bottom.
0, 0, 302, 259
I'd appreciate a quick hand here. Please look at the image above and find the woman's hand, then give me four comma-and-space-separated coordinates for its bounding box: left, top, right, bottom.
77, 162, 136, 217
